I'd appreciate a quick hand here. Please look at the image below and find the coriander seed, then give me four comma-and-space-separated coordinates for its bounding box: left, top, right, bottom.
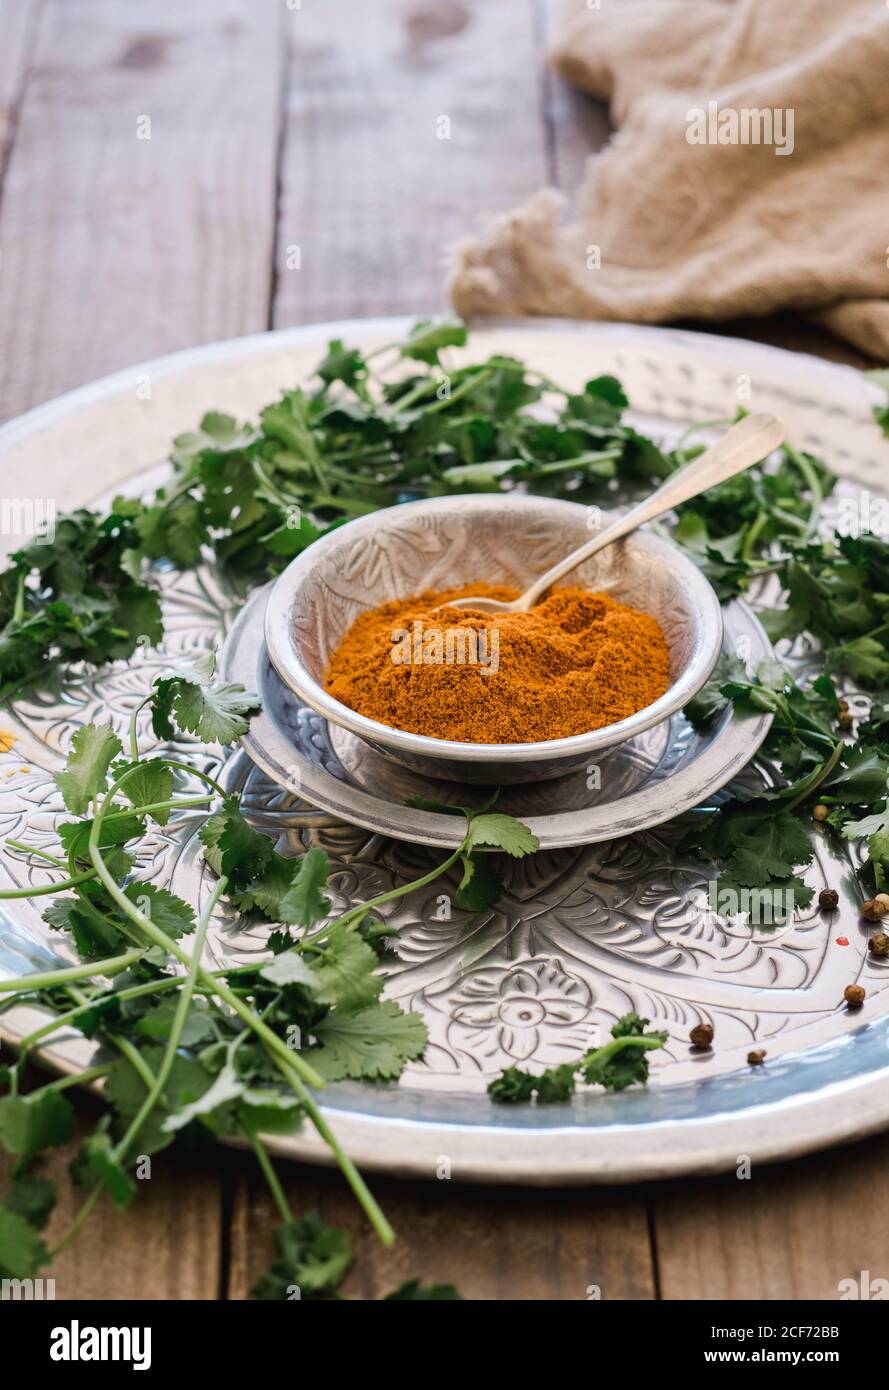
747, 1049, 767, 1065
818, 888, 839, 911
689, 1022, 714, 1050
869, 932, 889, 957
844, 984, 866, 1008
812, 803, 829, 822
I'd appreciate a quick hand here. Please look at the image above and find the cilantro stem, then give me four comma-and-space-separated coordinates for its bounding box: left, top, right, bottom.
741, 507, 769, 563
14, 963, 261, 1053
43, 1062, 112, 1092
245, 1126, 294, 1224
674, 415, 737, 453
252, 459, 296, 513
128, 693, 153, 762
156, 760, 228, 799
783, 443, 823, 537
5, 839, 68, 867
326, 845, 463, 932
783, 740, 844, 813
0, 948, 143, 994
86, 766, 326, 1091
112, 875, 226, 1165
102, 794, 214, 822
587, 1034, 666, 1066
50, 1184, 103, 1259
534, 448, 622, 477
389, 377, 439, 413
88, 831, 327, 1091
11, 570, 25, 626
265, 1047, 394, 1246
105, 1030, 158, 1093
422, 368, 493, 415
0, 869, 97, 899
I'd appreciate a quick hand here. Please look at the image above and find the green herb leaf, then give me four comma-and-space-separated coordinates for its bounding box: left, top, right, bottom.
0, 1204, 49, 1280
464, 813, 539, 857
0, 1090, 75, 1166
278, 847, 331, 927
54, 724, 123, 815
307, 1000, 428, 1081
251, 1213, 353, 1300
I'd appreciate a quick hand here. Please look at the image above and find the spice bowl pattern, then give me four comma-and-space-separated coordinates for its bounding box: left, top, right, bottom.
264, 494, 724, 783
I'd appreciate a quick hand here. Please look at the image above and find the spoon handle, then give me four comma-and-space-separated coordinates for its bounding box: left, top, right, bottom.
519, 411, 786, 608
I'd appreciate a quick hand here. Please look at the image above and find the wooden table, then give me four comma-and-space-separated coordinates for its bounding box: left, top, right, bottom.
1, 0, 884, 1301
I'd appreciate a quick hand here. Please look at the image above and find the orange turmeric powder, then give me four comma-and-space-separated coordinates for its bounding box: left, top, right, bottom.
324, 583, 671, 744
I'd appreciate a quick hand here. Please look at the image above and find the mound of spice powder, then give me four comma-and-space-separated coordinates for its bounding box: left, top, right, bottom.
324, 583, 671, 744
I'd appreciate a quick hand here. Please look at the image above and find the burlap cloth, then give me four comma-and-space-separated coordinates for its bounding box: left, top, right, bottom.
449, 0, 889, 360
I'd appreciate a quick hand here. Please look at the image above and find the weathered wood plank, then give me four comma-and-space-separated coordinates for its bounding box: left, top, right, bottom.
272, 0, 550, 325
0, 0, 42, 176
227, 1161, 656, 1301
654, 1132, 889, 1300
0, 0, 42, 173
0, 1097, 222, 1300
0, 0, 282, 421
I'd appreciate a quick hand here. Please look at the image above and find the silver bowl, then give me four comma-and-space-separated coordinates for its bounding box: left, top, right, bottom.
264, 494, 723, 784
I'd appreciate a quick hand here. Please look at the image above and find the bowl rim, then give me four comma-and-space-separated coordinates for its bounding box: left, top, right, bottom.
264, 494, 724, 763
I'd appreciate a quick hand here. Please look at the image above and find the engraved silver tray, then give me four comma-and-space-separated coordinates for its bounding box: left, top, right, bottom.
2, 318, 889, 1184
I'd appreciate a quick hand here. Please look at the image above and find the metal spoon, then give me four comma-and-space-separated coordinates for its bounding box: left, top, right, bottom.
444, 411, 786, 614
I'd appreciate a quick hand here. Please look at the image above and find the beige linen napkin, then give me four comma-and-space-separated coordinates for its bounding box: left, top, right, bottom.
449, 0, 889, 360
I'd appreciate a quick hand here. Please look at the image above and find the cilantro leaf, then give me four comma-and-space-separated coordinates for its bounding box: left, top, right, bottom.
302, 926, 383, 1013
3, 1175, 56, 1232
399, 317, 468, 365
123, 882, 196, 938
104, 1047, 216, 1155
0, 1205, 49, 1280
487, 1066, 537, 1103
162, 1062, 246, 1134
488, 1013, 666, 1103
72, 1129, 136, 1208
278, 847, 331, 927
0, 1089, 75, 1166
251, 1213, 353, 1300
464, 813, 539, 857
683, 652, 749, 729
307, 1000, 428, 1081
116, 759, 174, 824
316, 338, 368, 390
236, 1089, 303, 1138
456, 851, 504, 912
54, 723, 123, 815
151, 653, 260, 745
199, 798, 274, 889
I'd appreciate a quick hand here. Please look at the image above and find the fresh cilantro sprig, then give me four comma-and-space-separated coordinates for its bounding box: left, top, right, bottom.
0, 655, 539, 1294
682, 657, 889, 907
488, 1014, 667, 1104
